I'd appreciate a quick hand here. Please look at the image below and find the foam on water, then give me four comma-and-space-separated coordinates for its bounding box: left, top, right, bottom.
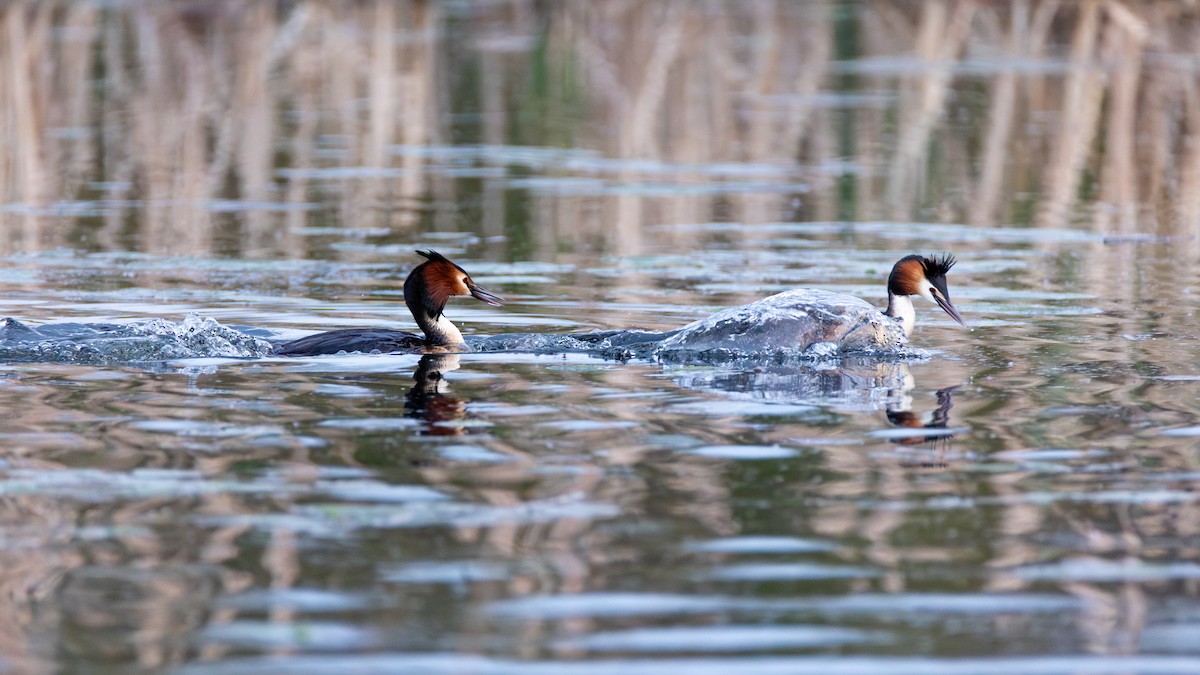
468, 325, 932, 367
0, 314, 274, 363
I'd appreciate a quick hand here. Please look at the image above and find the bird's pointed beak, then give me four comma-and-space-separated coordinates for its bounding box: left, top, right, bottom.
933, 293, 966, 327
467, 282, 504, 307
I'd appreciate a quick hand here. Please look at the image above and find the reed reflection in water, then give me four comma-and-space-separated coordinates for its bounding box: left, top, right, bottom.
2, 1, 1200, 258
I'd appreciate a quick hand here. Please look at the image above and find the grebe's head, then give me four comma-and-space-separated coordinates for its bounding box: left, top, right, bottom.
406, 250, 504, 318
887, 253, 965, 326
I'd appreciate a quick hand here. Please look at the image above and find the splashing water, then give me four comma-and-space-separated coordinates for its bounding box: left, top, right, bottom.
0, 314, 274, 363
0, 313, 930, 366
468, 327, 930, 366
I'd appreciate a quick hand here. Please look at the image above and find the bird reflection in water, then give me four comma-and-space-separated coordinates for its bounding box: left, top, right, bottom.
405, 354, 468, 436
886, 385, 961, 467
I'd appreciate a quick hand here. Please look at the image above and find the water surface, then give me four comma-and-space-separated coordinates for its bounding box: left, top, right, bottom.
1, 1, 1199, 672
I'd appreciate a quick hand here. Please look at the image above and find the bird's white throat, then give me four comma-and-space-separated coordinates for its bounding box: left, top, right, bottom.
886, 293, 916, 337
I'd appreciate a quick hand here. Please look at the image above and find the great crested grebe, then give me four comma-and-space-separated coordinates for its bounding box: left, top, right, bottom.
655, 254, 966, 354
275, 250, 503, 356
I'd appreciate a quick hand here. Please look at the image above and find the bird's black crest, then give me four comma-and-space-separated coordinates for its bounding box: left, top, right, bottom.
415, 249, 468, 276
415, 250, 451, 266
921, 253, 956, 279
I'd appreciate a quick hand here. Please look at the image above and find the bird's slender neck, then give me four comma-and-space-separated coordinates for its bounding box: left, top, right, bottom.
405, 273, 465, 347
420, 312, 464, 346
885, 291, 916, 337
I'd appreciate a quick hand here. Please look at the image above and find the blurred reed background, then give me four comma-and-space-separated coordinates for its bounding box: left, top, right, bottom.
0, 0, 1198, 258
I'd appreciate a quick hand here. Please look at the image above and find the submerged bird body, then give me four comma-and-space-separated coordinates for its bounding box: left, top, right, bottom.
275, 250, 503, 357
658, 254, 965, 355
657, 289, 907, 354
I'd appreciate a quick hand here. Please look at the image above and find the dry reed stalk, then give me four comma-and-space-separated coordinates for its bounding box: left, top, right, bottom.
235, 4, 279, 255
792, 6, 833, 221
1036, 0, 1104, 228
746, 3, 831, 227
1097, 1, 1148, 235
740, 1, 785, 229
852, 4, 902, 223
478, 7, 509, 246
0, 10, 14, 243
615, 2, 685, 255
96, 8, 131, 247
400, 1, 442, 232
354, 0, 399, 233
3, 5, 48, 250
53, 6, 98, 214
1176, 75, 1200, 237
627, 5, 684, 159
280, 9, 320, 259
130, 6, 213, 255
972, 1, 1027, 226
367, 1, 396, 171
995, 0, 1053, 219
321, 9, 367, 235
1021, 0, 1060, 114
885, 0, 976, 217
1134, 76, 1171, 230
745, 1, 784, 162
